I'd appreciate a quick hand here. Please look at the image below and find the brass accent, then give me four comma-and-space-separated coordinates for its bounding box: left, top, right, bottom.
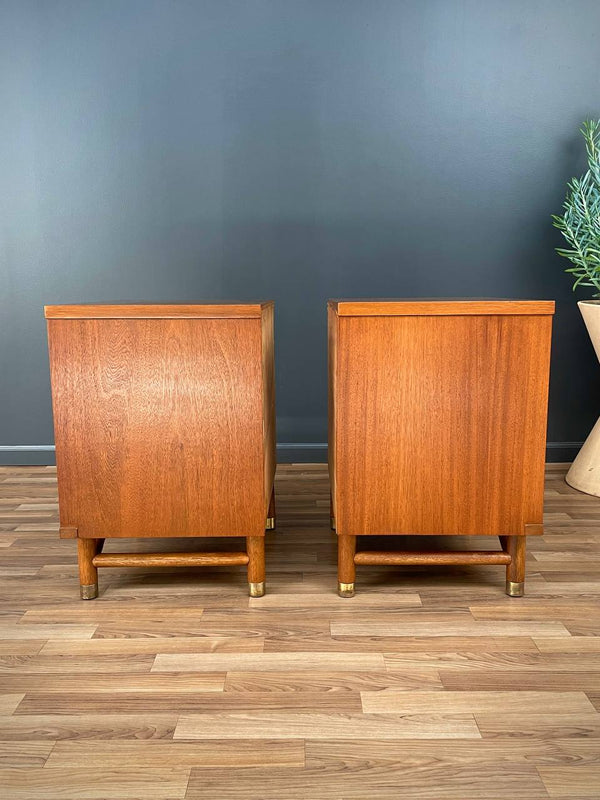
265, 517, 275, 530
80, 583, 98, 600
506, 580, 524, 597
249, 581, 265, 597
338, 581, 355, 598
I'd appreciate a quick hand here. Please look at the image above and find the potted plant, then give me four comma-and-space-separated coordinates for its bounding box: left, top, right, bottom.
553, 119, 600, 495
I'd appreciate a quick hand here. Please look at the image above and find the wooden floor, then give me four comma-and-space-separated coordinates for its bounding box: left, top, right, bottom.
1, 463, 599, 798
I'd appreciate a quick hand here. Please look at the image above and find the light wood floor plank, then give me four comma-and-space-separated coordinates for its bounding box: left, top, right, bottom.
439, 671, 600, 692
0, 624, 97, 640
331, 620, 571, 637
0, 767, 190, 799
469, 602, 600, 620
174, 711, 482, 740
538, 765, 600, 796
46, 739, 305, 769
224, 670, 443, 692
16, 691, 362, 714
266, 634, 541, 652
385, 651, 600, 671
0, 714, 178, 740
0, 673, 226, 693
534, 637, 600, 653
0, 641, 44, 655
0, 694, 24, 715
0, 654, 156, 674
249, 592, 422, 608
476, 713, 600, 739
184, 764, 549, 799
305, 737, 600, 765
0, 740, 55, 768
361, 690, 596, 715
152, 652, 386, 672
40, 637, 264, 655
22, 606, 208, 622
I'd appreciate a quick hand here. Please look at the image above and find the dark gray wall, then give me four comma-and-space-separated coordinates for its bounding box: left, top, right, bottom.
2, 0, 599, 464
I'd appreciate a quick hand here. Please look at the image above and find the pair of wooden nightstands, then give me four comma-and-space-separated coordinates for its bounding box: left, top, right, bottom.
45, 299, 554, 599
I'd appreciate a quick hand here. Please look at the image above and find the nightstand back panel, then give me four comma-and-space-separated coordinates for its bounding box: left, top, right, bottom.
48, 317, 265, 538
334, 313, 552, 537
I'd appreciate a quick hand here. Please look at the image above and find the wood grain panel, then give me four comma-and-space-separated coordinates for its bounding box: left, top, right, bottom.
47, 317, 265, 538
334, 313, 552, 537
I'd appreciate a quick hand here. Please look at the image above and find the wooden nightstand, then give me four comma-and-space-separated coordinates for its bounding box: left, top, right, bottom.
45, 303, 275, 598
328, 299, 554, 597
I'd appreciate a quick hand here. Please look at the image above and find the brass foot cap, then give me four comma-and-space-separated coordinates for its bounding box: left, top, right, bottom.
80, 584, 98, 600
338, 581, 355, 598
265, 517, 275, 530
249, 581, 265, 597
506, 580, 524, 597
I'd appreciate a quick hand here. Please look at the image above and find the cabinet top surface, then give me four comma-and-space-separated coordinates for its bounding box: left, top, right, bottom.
44, 302, 274, 319
328, 299, 555, 316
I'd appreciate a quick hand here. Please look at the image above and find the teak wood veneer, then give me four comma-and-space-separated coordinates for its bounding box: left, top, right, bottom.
328, 299, 555, 597
45, 302, 276, 598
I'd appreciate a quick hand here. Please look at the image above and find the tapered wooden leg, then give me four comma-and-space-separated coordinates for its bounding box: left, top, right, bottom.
338, 534, 356, 597
330, 491, 336, 531
77, 538, 100, 600
247, 536, 265, 597
266, 487, 276, 530
506, 535, 526, 596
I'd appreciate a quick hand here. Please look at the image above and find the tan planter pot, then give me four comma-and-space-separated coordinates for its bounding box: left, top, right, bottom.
566, 300, 600, 496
